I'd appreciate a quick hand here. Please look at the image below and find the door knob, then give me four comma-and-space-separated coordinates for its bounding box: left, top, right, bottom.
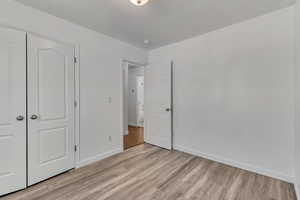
30, 114, 38, 120
16, 115, 24, 121
165, 108, 172, 112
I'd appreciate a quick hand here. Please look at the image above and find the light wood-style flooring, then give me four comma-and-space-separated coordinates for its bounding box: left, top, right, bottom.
124, 126, 144, 150
1, 144, 296, 200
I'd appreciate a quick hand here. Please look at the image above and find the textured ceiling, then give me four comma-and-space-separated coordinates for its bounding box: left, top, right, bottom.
15, 0, 295, 49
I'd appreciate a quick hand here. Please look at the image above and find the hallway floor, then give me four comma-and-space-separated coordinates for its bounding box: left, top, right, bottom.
124, 126, 144, 150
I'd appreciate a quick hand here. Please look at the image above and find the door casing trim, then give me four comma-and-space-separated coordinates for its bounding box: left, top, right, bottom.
120, 59, 147, 151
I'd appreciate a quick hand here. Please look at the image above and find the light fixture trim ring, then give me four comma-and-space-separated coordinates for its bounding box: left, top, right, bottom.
130, 0, 149, 6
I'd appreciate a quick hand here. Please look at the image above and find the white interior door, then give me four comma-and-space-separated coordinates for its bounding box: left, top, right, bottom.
0, 27, 27, 196
27, 34, 75, 185
145, 61, 173, 150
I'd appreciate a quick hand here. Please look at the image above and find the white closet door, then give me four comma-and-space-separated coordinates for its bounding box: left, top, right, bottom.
0, 28, 26, 196
145, 61, 173, 150
27, 34, 75, 185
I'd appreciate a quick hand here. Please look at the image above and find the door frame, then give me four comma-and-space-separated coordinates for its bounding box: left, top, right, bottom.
74, 45, 80, 168
120, 59, 147, 150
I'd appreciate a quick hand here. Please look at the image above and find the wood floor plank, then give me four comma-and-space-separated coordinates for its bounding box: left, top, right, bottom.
1, 144, 296, 200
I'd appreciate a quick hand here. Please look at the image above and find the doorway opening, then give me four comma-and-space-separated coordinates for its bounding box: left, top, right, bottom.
123, 62, 145, 150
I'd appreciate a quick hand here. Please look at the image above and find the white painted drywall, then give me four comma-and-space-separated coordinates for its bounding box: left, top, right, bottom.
0, 0, 147, 166
149, 7, 295, 181
128, 66, 144, 126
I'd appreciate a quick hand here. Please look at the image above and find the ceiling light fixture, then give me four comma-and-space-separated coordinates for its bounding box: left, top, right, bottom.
130, 0, 149, 6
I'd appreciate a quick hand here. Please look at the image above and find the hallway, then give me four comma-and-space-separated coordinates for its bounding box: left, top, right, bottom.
124, 126, 144, 150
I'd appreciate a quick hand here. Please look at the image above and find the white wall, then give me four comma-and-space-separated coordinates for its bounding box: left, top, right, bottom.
149, 7, 295, 181
0, 0, 147, 166
128, 66, 144, 126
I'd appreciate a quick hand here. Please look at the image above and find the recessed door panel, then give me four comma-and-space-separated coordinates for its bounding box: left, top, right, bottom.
39, 127, 67, 164
38, 49, 67, 121
0, 137, 14, 176
0, 45, 10, 125
27, 34, 75, 186
0, 28, 26, 196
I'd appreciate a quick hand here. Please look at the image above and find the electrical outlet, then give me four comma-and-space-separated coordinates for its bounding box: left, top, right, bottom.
108, 136, 112, 142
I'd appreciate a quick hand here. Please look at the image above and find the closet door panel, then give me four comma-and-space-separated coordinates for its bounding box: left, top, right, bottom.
27, 34, 75, 186
0, 27, 26, 196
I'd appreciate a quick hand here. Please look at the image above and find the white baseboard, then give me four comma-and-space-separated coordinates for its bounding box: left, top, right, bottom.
174, 145, 293, 183
75, 145, 293, 184
76, 148, 123, 168
128, 123, 138, 127
128, 123, 144, 128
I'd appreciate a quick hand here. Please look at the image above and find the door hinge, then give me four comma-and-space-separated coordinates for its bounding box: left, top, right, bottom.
74, 100, 78, 108
74, 56, 78, 63
74, 145, 78, 152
